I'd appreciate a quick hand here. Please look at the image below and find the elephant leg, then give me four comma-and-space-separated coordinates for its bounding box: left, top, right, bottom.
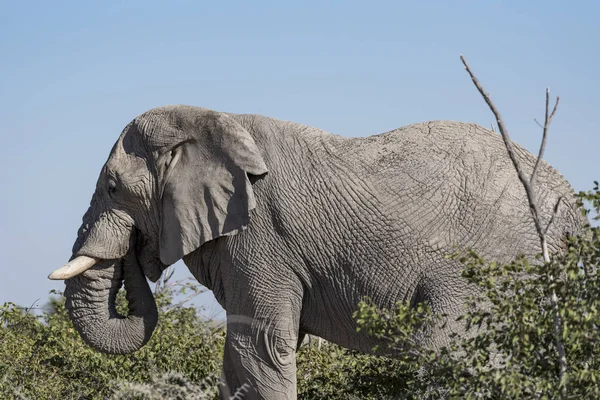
223, 311, 299, 400
219, 341, 245, 399
296, 330, 306, 351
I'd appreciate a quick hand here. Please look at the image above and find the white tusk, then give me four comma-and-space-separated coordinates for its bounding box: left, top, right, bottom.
48, 256, 99, 280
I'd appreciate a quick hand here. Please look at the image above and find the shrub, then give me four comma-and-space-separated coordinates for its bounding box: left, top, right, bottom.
0, 277, 224, 399
350, 184, 600, 399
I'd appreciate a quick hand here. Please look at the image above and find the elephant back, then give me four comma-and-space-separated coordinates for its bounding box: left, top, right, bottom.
349, 121, 584, 263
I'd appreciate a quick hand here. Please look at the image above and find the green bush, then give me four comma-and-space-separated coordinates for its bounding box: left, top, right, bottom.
113, 372, 219, 400
0, 278, 224, 399
350, 184, 600, 399
297, 339, 413, 399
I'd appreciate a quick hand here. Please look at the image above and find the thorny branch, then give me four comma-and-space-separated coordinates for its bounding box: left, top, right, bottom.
460, 54, 568, 398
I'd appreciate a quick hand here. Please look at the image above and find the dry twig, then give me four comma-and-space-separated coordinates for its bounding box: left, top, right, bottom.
460, 54, 567, 398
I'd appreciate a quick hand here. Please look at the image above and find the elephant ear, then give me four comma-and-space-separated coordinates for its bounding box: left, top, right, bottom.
159, 112, 268, 265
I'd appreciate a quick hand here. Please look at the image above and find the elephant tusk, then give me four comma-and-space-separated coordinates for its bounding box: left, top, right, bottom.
48, 256, 99, 280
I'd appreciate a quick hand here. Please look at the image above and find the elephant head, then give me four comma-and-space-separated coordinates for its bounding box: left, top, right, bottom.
50, 106, 268, 354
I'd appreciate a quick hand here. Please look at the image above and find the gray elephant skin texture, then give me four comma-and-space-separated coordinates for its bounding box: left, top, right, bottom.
56, 105, 584, 399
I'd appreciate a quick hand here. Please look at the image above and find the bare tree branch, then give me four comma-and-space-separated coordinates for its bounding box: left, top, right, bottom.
544, 196, 564, 236
531, 89, 560, 187
460, 55, 544, 239
549, 95, 560, 122
460, 54, 567, 398
164, 293, 202, 311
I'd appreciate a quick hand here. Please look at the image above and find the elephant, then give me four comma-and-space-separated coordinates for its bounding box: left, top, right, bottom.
49, 105, 584, 399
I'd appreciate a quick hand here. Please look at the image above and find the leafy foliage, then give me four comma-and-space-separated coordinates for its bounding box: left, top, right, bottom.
350, 185, 600, 399
113, 372, 219, 400
297, 339, 414, 399
0, 278, 224, 399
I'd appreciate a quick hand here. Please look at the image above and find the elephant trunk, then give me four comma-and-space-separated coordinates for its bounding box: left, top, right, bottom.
64, 250, 158, 355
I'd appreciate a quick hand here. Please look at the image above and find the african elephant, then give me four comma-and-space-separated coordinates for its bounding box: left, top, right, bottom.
49, 106, 584, 399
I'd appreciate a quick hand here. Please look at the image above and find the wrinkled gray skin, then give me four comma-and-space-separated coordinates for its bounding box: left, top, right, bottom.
63, 106, 584, 399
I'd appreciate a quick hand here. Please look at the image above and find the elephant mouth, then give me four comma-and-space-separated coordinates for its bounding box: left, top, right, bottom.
48, 255, 100, 280
49, 255, 165, 283
49, 233, 166, 282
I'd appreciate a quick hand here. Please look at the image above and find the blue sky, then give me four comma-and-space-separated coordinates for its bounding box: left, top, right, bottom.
1, 1, 598, 316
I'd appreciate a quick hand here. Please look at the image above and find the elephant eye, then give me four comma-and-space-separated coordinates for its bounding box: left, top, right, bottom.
107, 179, 117, 196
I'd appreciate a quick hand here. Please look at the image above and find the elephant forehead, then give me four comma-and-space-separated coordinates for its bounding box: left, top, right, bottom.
132, 105, 220, 150
133, 111, 188, 150
106, 135, 149, 177
140, 105, 212, 121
